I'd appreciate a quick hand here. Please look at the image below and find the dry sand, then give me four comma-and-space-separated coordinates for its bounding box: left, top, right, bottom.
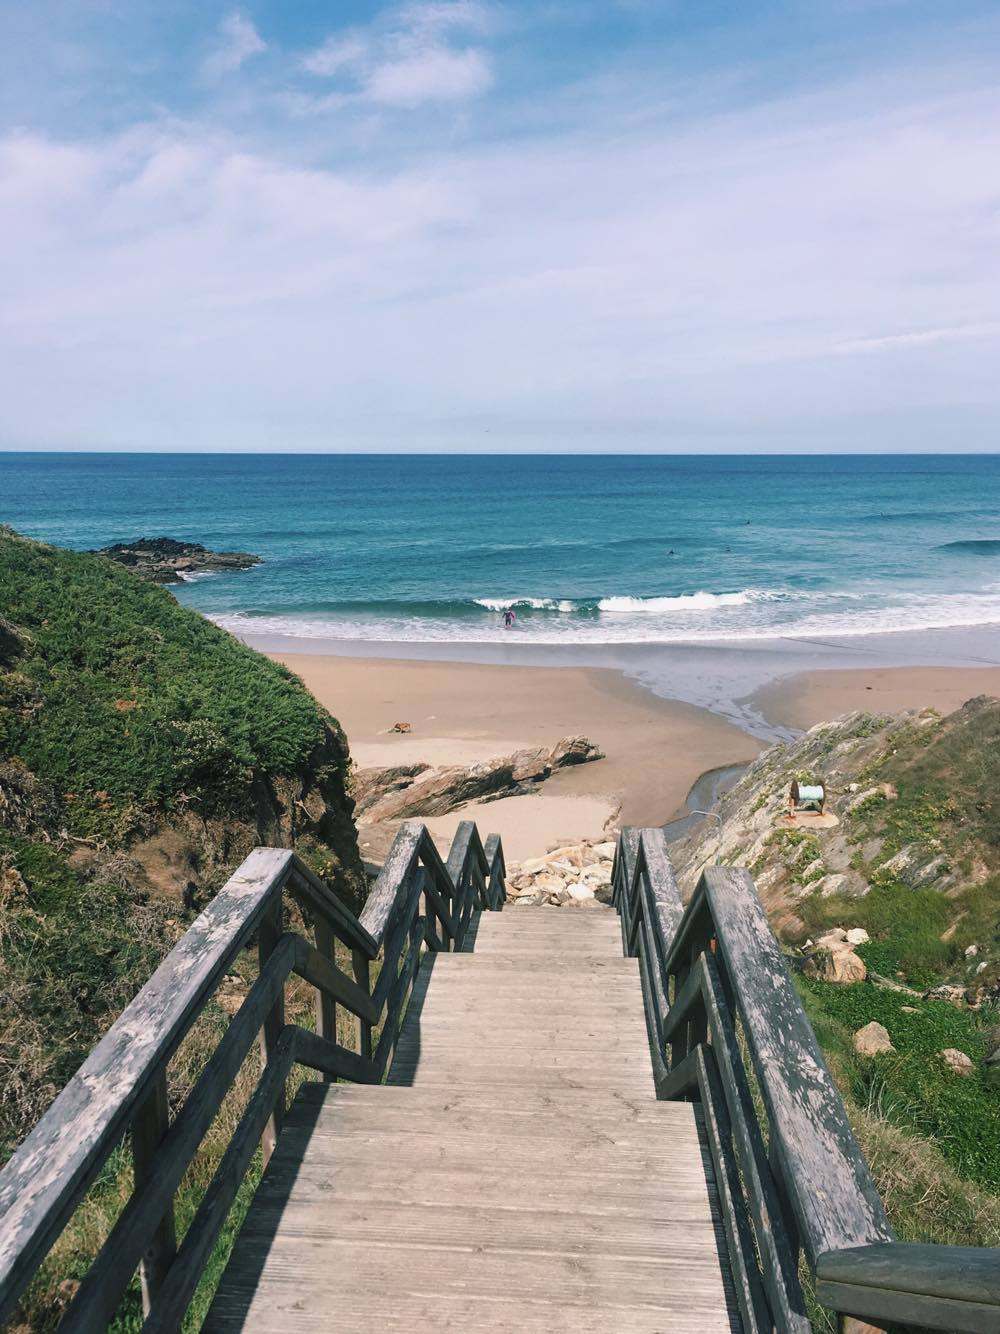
271, 652, 1000, 860
271, 653, 762, 859
752, 665, 1000, 732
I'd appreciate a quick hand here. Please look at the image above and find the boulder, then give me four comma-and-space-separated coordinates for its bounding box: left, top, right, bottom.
815, 871, 870, 898
549, 735, 605, 766
816, 928, 848, 948
924, 984, 967, 1008
984, 1051, 1000, 1091
565, 884, 596, 902
814, 948, 867, 984
545, 845, 590, 869
580, 863, 612, 887
939, 1048, 975, 1077
981, 1024, 1000, 1059
845, 927, 871, 946
510, 747, 551, 783
590, 841, 617, 860
853, 1022, 894, 1056
357, 736, 604, 822
882, 844, 950, 890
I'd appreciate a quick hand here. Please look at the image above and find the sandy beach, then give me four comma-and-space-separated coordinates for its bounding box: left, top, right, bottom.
271, 653, 762, 859
271, 650, 1000, 861
751, 664, 1000, 732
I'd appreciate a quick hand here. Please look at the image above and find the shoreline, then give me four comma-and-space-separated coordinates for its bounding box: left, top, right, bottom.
246, 622, 1000, 743
264, 633, 1000, 860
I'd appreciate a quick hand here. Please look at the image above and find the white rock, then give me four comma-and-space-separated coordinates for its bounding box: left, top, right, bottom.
939, 1048, 975, 1077
590, 841, 617, 860
853, 1022, 894, 1056
965, 944, 979, 958
545, 845, 589, 869
815, 928, 849, 950
845, 928, 871, 946
519, 857, 549, 875
814, 949, 867, 984
566, 884, 596, 901
580, 864, 612, 886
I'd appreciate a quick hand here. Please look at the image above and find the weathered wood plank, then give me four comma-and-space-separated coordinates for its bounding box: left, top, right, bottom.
698, 865, 893, 1264
287, 858, 378, 960
817, 1242, 1000, 1305
130, 1072, 176, 1316
60, 934, 297, 1334
257, 900, 285, 1164
143, 1026, 297, 1334
292, 935, 379, 1025
357, 821, 422, 945
291, 1027, 378, 1085
207, 898, 736, 1333
0, 845, 294, 1324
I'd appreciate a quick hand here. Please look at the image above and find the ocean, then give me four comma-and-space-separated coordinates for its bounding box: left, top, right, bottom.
4, 453, 1000, 650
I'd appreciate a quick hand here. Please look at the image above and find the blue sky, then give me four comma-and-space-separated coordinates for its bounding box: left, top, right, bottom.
1, 0, 999, 452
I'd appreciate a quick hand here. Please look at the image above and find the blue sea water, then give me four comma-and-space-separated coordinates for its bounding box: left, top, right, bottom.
3, 452, 1000, 647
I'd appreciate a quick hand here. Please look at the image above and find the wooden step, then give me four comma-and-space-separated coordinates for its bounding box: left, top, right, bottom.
206, 907, 737, 1332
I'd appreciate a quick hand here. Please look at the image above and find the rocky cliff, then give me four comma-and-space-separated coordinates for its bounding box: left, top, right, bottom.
672, 698, 1000, 1213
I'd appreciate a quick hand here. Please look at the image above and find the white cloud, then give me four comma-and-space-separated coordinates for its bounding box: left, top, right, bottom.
201, 12, 266, 81
398, 1, 494, 35
302, 34, 369, 78
2, 46, 1000, 450
836, 322, 1000, 353
367, 46, 492, 105
298, 2, 494, 109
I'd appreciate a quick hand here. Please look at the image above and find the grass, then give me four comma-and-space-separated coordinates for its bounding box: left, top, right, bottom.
799, 978, 1000, 1192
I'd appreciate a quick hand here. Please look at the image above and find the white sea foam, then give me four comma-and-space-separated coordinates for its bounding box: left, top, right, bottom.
473, 596, 576, 611
596, 590, 761, 613
210, 586, 1000, 648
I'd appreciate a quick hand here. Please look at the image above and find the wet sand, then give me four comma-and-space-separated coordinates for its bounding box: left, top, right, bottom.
750, 665, 1000, 732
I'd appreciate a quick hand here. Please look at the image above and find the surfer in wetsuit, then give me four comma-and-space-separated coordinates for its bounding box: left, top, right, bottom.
502, 608, 516, 629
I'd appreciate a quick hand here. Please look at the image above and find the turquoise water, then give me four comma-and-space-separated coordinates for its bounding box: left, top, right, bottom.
3, 452, 1000, 646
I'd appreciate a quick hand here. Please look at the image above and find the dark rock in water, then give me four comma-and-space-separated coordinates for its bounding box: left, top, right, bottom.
93, 536, 261, 583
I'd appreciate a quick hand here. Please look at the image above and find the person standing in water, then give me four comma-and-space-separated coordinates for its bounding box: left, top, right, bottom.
502, 607, 516, 629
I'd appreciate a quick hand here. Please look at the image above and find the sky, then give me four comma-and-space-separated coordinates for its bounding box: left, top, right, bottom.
1, 0, 999, 453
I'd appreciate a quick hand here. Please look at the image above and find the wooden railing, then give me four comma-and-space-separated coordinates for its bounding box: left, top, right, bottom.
612, 828, 1000, 1334
0, 819, 504, 1331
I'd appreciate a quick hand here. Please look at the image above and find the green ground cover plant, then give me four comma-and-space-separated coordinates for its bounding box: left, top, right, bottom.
799, 979, 1000, 1191
0, 526, 333, 834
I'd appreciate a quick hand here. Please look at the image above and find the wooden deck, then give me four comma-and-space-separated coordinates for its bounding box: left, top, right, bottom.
206, 908, 737, 1332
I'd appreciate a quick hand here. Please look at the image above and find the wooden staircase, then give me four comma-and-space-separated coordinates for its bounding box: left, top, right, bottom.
2, 820, 997, 1333
206, 907, 736, 1332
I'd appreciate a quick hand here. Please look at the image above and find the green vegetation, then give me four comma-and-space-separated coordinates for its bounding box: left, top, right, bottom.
0, 525, 333, 836
0, 528, 364, 1328
799, 979, 1000, 1193
800, 875, 953, 987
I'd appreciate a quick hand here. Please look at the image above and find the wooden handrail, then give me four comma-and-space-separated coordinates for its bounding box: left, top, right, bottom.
0, 821, 506, 1330
611, 828, 1000, 1334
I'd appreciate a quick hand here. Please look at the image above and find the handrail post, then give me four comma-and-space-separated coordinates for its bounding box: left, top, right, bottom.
314, 917, 337, 1080
131, 1071, 177, 1315
257, 898, 285, 1163
352, 949, 373, 1061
